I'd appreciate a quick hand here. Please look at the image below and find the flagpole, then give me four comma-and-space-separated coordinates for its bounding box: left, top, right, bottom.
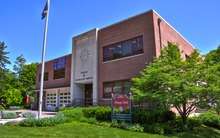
38, 0, 50, 119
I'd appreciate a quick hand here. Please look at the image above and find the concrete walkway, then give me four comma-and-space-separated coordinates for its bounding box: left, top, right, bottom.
0, 110, 56, 125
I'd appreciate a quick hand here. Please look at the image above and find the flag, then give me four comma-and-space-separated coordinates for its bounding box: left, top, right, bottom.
41, 1, 48, 20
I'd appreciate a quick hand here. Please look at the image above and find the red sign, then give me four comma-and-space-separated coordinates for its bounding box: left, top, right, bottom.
113, 94, 129, 109
24, 95, 30, 105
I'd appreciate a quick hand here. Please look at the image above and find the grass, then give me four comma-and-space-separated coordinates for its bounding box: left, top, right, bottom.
0, 121, 169, 138
0, 122, 220, 138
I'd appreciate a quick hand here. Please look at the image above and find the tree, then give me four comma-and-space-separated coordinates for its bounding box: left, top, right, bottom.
0, 41, 11, 70
204, 46, 220, 65
13, 54, 26, 75
0, 70, 18, 108
18, 63, 37, 96
2, 87, 22, 106
132, 43, 205, 125
0, 41, 11, 108
203, 46, 220, 114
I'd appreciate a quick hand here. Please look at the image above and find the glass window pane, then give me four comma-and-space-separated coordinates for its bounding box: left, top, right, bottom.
124, 81, 131, 94
103, 36, 143, 62
113, 82, 122, 94
53, 68, 65, 79
103, 83, 112, 98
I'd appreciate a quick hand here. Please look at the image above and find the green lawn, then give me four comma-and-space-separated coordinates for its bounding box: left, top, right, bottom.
0, 122, 220, 138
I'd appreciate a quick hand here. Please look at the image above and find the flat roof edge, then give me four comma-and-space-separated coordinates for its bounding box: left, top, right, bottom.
99, 9, 154, 31
72, 28, 99, 40
38, 53, 72, 66
152, 10, 194, 49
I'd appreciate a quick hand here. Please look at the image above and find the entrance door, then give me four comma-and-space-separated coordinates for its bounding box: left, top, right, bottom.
84, 84, 93, 106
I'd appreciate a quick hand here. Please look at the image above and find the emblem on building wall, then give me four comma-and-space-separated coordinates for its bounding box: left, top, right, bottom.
80, 48, 90, 64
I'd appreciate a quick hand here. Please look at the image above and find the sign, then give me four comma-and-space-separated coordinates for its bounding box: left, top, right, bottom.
111, 93, 132, 123
113, 94, 129, 111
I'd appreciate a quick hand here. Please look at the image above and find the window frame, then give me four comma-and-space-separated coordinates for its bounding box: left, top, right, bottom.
103, 35, 144, 62
103, 80, 131, 99
53, 68, 66, 80
38, 72, 49, 82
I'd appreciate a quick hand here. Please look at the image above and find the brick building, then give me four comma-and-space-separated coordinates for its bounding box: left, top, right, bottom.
35, 10, 194, 110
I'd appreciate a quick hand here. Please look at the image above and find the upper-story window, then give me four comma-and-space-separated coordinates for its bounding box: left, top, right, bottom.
53, 57, 66, 79
103, 36, 144, 62
38, 72, 49, 82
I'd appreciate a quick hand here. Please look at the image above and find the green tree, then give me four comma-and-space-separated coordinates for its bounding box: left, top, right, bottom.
0, 70, 17, 107
132, 43, 205, 125
205, 46, 220, 65
203, 46, 220, 114
0, 41, 11, 108
13, 54, 26, 75
19, 63, 37, 96
0, 41, 11, 69
2, 87, 22, 106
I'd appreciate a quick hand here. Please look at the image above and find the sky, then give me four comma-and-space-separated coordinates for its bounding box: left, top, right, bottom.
0, 0, 220, 66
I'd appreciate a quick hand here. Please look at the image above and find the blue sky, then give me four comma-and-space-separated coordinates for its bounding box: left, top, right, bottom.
0, 0, 219, 65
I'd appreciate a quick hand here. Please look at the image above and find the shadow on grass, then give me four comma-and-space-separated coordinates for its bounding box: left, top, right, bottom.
173, 125, 220, 138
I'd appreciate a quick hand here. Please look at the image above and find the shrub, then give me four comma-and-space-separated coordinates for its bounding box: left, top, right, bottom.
22, 112, 36, 118
96, 121, 111, 127
160, 110, 176, 122
199, 111, 220, 129
79, 117, 97, 124
110, 120, 120, 128
127, 124, 144, 132
0, 105, 4, 111
82, 106, 111, 121
132, 109, 176, 124
95, 107, 111, 121
163, 117, 201, 134
187, 117, 202, 130
61, 107, 83, 121
2, 112, 17, 119
5, 121, 20, 126
110, 120, 129, 129
110, 120, 144, 132
82, 107, 97, 118
19, 113, 67, 127
143, 123, 165, 135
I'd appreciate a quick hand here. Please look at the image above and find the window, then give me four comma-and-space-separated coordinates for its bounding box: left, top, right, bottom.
46, 92, 57, 107
113, 82, 122, 94
53, 68, 65, 79
59, 92, 71, 107
103, 36, 143, 62
103, 83, 113, 99
38, 72, 49, 82
53, 57, 66, 70
124, 81, 131, 93
103, 80, 131, 98
53, 57, 66, 79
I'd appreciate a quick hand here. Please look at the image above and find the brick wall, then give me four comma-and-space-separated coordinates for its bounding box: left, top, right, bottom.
35, 54, 72, 90
98, 11, 156, 103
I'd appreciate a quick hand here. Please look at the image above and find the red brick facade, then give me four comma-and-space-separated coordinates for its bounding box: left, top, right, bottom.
35, 10, 194, 107
98, 10, 194, 104
152, 11, 194, 58
36, 54, 72, 90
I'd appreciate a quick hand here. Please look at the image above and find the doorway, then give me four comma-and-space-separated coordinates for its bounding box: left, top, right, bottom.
84, 84, 93, 106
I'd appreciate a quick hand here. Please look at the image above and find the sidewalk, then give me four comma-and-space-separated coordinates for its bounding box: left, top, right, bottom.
0, 110, 56, 125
